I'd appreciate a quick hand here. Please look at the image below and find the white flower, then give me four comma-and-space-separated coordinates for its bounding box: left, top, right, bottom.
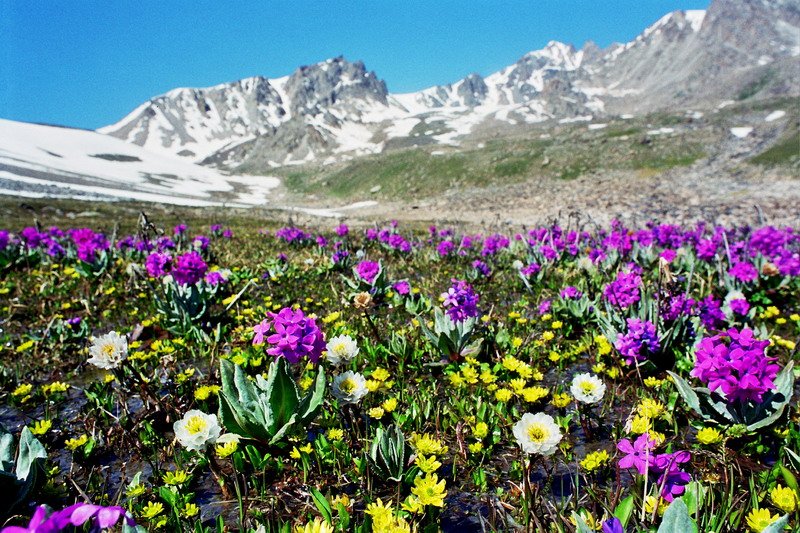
325, 335, 359, 366
87, 331, 128, 370
570, 373, 606, 404
331, 371, 368, 405
512, 412, 562, 456
173, 410, 221, 452
577, 256, 596, 273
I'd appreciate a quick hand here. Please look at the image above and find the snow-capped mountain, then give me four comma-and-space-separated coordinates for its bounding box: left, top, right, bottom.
99, 0, 799, 169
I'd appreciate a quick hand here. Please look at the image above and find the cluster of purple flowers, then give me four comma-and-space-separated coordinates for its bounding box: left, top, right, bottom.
691, 327, 778, 404
520, 262, 541, 277
145, 250, 220, 286
275, 226, 313, 244
472, 260, 492, 277
0, 230, 9, 251
617, 433, 692, 501
2, 502, 136, 533
252, 307, 326, 364
481, 234, 510, 256
614, 318, 660, 365
698, 295, 725, 329
603, 269, 642, 309
659, 292, 695, 322
68, 228, 110, 264
441, 279, 480, 322
560, 286, 582, 300
728, 261, 758, 283
355, 260, 380, 284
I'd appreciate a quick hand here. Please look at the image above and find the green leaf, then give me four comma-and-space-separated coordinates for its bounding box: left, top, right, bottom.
667, 372, 704, 418
297, 365, 326, 425
613, 495, 635, 527
656, 498, 697, 533
779, 465, 799, 494
681, 482, 705, 516
310, 487, 333, 524
16, 427, 46, 481
263, 358, 300, 436
0, 425, 14, 473
571, 513, 594, 533
747, 361, 795, 431
761, 514, 788, 533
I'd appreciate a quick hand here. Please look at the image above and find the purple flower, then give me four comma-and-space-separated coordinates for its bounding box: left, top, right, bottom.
2, 503, 136, 533
617, 433, 657, 475
601, 517, 624, 533
698, 295, 725, 329
171, 251, 208, 286
0, 230, 9, 251
252, 307, 326, 364
691, 327, 778, 404
472, 260, 492, 277
222, 229, 233, 239
393, 280, 411, 295
20, 227, 43, 247
316, 235, 328, 248
537, 299, 551, 315
441, 279, 480, 322
520, 263, 540, 277
614, 318, 660, 365
660, 293, 695, 322
728, 261, 758, 283
355, 261, 380, 284
603, 270, 642, 309
437, 240, 455, 257
335, 223, 349, 237
174, 224, 187, 235
652, 451, 692, 501
192, 235, 210, 250
560, 286, 582, 300
69, 228, 110, 264
205, 270, 227, 286
145, 252, 171, 277
729, 298, 750, 316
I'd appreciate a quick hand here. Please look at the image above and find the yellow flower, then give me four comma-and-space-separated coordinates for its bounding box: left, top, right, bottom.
182, 503, 200, 518
551, 321, 563, 329
382, 398, 398, 412
541, 331, 555, 342
194, 385, 221, 401
65, 434, 89, 451
522, 386, 549, 403
745, 508, 779, 532
42, 381, 69, 395
368, 407, 385, 419
448, 373, 465, 387
468, 442, 483, 453
415, 454, 442, 474
410, 433, 448, 456
365, 498, 394, 529
298, 375, 314, 390
770, 484, 797, 513
580, 450, 610, 472
411, 473, 447, 507
509, 378, 527, 393
12, 383, 33, 398
637, 398, 665, 419
30, 419, 52, 436
141, 501, 164, 520
502, 356, 521, 372
294, 518, 334, 533
16, 340, 34, 352
696, 427, 724, 445
104, 373, 116, 383
494, 388, 513, 402
472, 422, 489, 439
126, 483, 146, 498
644, 377, 665, 388
479, 369, 497, 384
644, 496, 668, 517
552, 393, 571, 408
630, 415, 652, 434
460, 366, 479, 384
372, 367, 390, 381
216, 440, 238, 458
162, 470, 191, 485
365, 379, 382, 392
327, 428, 344, 441
512, 337, 523, 348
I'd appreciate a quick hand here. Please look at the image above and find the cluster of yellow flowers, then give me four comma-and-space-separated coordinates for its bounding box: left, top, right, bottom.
580, 450, 610, 472
628, 398, 667, 443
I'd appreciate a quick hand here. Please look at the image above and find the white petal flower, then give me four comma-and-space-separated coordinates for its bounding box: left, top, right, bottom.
570, 373, 606, 404
173, 410, 221, 452
331, 371, 368, 405
513, 412, 562, 456
87, 331, 128, 370
325, 335, 360, 366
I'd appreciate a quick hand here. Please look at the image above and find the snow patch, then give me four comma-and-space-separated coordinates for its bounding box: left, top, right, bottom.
765, 110, 786, 122
730, 127, 753, 138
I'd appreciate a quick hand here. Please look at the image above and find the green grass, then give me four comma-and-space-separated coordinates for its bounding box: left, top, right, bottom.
749, 130, 800, 167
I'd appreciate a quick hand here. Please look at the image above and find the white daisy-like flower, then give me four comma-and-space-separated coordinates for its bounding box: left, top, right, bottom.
331, 371, 368, 405
570, 373, 606, 405
576, 256, 596, 273
512, 412, 562, 456
173, 410, 221, 452
325, 334, 360, 366
87, 331, 128, 370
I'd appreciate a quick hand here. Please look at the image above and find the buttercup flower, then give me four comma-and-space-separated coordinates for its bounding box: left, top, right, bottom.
173, 410, 221, 452
87, 331, 128, 370
570, 373, 606, 404
512, 412, 563, 456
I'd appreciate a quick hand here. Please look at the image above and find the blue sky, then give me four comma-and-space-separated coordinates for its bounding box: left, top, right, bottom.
0, 1, 708, 130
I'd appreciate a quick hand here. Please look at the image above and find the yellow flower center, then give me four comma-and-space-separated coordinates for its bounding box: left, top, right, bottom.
101, 343, 116, 356
340, 378, 356, 393
527, 423, 548, 443
580, 382, 595, 394
185, 415, 207, 435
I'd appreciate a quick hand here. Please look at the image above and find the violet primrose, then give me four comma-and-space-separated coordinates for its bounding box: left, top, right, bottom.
252, 307, 326, 364
614, 318, 660, 365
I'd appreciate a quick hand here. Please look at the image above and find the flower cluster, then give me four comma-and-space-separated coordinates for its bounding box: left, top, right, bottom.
691, 327, 778, 404
603, 269, 642, 309
617, 433, 691, 501
614, 318, 660, 365
441, 279, 480, 322
252, 307, 326, 364
69, 228, 110, 264
2, 502, 136, 533
171, 251, 208, 285
355, 260, 380, 284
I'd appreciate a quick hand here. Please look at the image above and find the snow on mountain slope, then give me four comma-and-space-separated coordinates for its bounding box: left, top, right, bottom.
0, 119, 280, 206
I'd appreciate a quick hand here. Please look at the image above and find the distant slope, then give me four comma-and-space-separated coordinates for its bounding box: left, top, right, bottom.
0, 119, 280, 206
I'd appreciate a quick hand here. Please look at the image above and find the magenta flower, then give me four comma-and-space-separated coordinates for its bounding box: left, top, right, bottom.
171, 251, 208, 285
614, 318, 660, 365
1, 503, 136, 533
617, 433, 657, 475
603, 270, 642, 309
728, 261, 758, 283
252, 307, 326, 364
691, 327, 778, 404
441, 279, 480, 322
355, 261, 380, 284
145, 252, 171, 277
